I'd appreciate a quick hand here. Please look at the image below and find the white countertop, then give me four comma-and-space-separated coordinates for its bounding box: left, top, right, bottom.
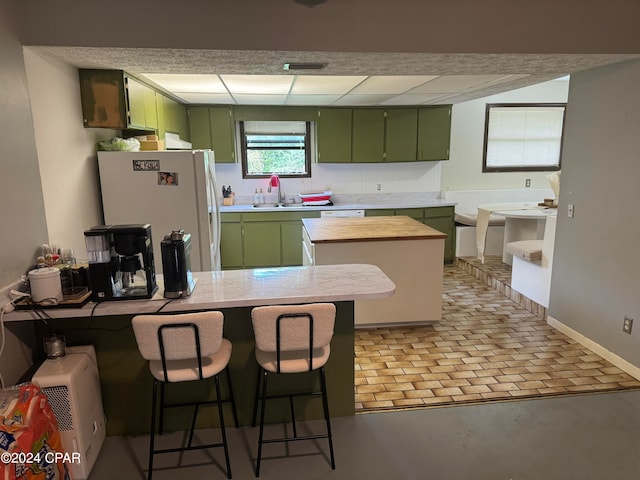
220, 192, 455, 213
491, 208, 557, 219
4, 264, 395, 322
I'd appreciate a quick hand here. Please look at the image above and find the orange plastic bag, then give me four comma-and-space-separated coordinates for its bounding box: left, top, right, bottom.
0, 383, 70, 480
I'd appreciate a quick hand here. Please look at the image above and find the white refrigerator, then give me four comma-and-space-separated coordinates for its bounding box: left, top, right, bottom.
97, 150, 221, 273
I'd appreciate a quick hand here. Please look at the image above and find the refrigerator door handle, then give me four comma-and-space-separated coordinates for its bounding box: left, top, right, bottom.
207, 160, 222, 270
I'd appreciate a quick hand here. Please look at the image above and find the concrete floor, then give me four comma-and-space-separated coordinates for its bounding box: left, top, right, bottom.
88, 390, 640, 480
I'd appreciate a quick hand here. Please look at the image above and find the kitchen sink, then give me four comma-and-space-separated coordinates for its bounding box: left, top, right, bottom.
251, 203, 303, 209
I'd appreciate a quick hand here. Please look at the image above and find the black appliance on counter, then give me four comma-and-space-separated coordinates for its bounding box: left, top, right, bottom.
161, 230, 196, 298
84, 224, 158, 301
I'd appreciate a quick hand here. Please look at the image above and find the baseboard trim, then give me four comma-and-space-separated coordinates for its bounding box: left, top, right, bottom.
547, 315, 640, 381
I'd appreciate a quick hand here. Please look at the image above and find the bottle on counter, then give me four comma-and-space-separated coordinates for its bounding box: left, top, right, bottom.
254, 188, 259, 204
259, 188, 265, 204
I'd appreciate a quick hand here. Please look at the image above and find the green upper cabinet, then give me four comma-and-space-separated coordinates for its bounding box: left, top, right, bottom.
125, 77, 147, 129
188, 107, 212, 149
417, 106, 452, 161
186, 106, 236, 163
80, 70, 148, 130
352, 109, 385, 163
316, 108, 352, 163
164, 96, 190, 141
316, 106, 450, 163
143, 86, 158, 129
209, 107, 236, 163
385, 108, 419, 162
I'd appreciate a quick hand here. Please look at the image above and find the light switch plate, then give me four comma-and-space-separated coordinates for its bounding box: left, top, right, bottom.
567, 204, 575, 218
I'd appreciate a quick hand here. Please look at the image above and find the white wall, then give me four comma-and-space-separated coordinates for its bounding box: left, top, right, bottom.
23, 48, 118, 258
214, 160, 442, 200
442, 79, 569, 192
549, 59, 640, 368
0, 1, 44, 386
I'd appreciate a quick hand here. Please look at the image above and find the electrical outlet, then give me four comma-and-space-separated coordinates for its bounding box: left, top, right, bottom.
525, 178, 531, 188
376, 184, 381, 191
623, 316, 633, 334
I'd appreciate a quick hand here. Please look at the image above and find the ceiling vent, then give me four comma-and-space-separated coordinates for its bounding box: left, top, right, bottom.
283, 62, 327, 71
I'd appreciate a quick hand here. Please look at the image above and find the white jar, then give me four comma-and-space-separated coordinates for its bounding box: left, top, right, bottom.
29, 267, 63, 304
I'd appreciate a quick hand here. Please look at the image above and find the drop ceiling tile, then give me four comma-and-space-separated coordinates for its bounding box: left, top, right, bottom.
409, 75, 512, 94
284, 94, 343, 105
350, 75, 438, 94
232, 94, 287, 105
221, 75, 293, 94
290, 75, 367, 94
141, 73, 227, 93
172, 92, 235, 104
332, 94, 396, 106
378, 93, 449, 106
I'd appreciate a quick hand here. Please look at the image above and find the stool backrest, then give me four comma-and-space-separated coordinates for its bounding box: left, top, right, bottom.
132, 311, 224, 363
252, 303, 336, 371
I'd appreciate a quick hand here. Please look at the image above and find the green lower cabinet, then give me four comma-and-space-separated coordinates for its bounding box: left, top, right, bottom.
281, 221, 304, 266
221, 211, 319, 269
220, 219, 243, 269
365, 209, 395, 217
243, 222, 281, 267
424, 206, 456, 262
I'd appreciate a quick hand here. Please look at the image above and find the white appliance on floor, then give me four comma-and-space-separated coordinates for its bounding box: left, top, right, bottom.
31, 345, 106, 480
97, 149, 221, 273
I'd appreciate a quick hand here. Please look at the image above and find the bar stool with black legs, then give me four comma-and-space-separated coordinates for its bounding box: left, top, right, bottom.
132, 311, 238, 480
250, 303, 336, 477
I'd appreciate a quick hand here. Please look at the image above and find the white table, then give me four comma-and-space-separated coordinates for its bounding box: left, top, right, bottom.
491, 208, 557, 265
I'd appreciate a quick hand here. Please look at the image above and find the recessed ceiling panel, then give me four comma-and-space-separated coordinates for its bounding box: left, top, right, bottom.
410, 75, 513, 94
350, 75, 438, 94
332, 94, 396, 106
284, 94, 343, 105
141, 73, 227, 93
290, 75, 367, 94
378, 93, 449, 106
172, 92, 235, 104
232, 94, 287, 105
221, 75, 292, 94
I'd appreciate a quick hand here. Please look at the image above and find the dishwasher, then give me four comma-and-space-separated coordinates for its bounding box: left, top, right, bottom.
319, 209, 365, 218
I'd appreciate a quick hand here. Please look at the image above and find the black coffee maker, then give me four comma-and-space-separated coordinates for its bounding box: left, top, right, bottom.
84, 224, 158, 301
161, 230, 196, 298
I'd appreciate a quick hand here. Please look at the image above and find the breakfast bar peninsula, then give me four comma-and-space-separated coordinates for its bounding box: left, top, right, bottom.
7, 264, 394, 435
303, 216, 446, 326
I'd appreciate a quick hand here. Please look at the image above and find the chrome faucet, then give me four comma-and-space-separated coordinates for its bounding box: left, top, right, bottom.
268, 174, 284, 204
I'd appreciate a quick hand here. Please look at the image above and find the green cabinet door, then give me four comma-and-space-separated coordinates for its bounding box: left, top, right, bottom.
155, 92, 166, 139
164, 97, 190, 141
125, 77, 147, 129
143, 87, 158, 129
209, 107, 236, 163
424, 206, 456, 262
220, 219, 243, 269
385, 108, 419, 162
417, 106, 452, 161
188, 107, 212, 149
243, 222, 281, 267
365, 209, 395, 217
395, 208, 424, 220
281, 221, 303, 266
317, 108, 352, 163
352, 109, 385, 163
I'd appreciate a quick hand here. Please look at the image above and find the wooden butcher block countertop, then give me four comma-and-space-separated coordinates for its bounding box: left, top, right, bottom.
302, 215, 448, 243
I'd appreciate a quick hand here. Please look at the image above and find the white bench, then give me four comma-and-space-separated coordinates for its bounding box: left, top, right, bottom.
455, 210, 505, 257
506, 216, 556, 308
